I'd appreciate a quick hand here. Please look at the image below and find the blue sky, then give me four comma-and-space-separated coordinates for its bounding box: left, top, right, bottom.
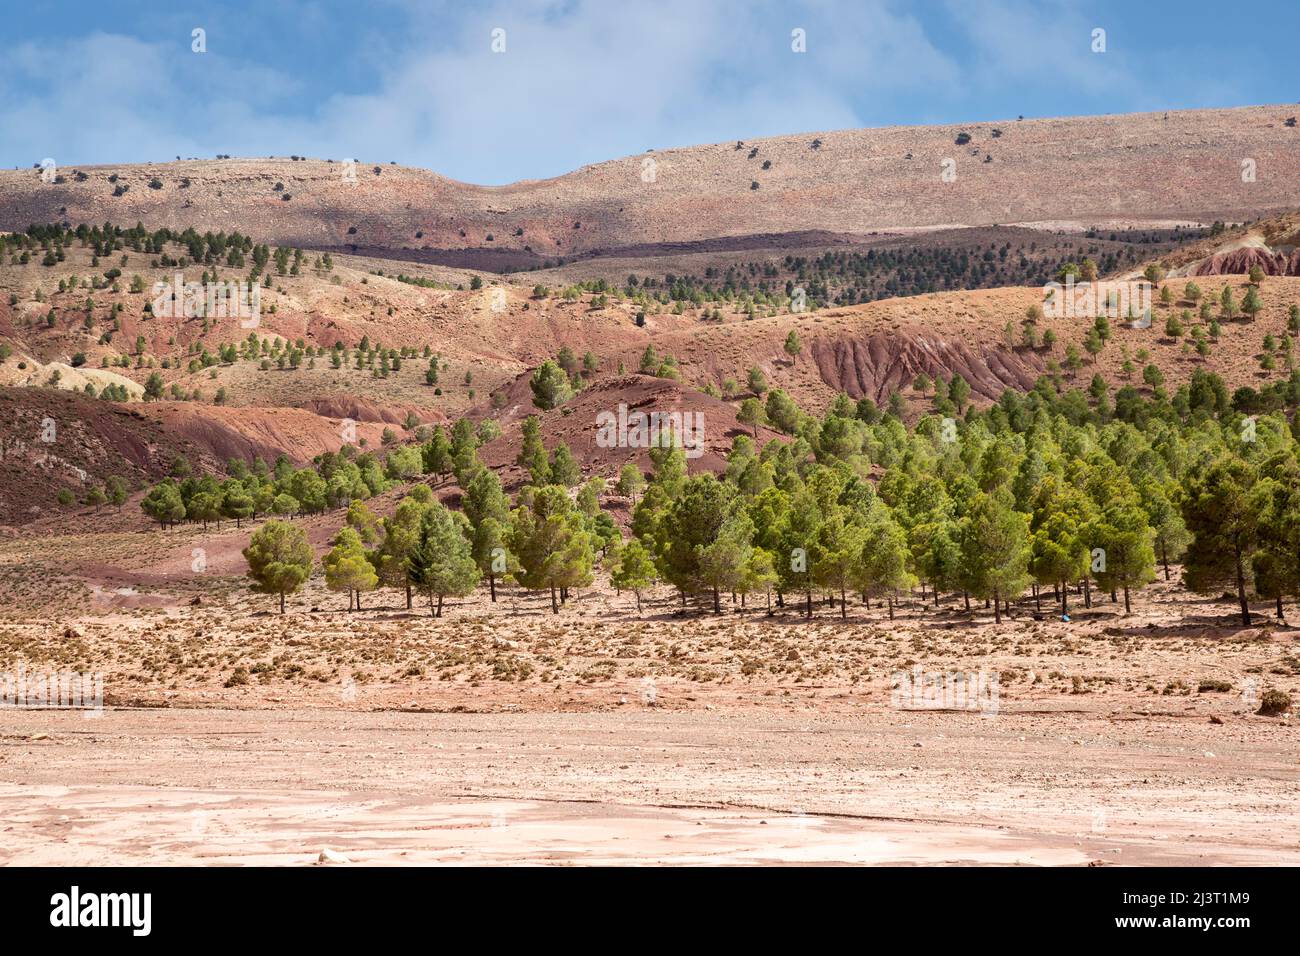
1, 0, 1293, 185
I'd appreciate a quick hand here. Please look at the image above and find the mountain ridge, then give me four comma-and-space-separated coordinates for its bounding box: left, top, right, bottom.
3, 104, 1296, 260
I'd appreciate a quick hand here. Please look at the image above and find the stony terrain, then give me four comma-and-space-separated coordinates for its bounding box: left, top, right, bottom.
0, 521, 1296, 865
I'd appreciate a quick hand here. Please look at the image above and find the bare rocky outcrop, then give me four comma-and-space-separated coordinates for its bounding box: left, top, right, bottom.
145, 403, 388, 466
1190, 247, 1300, 277
808, 330, 1044, 404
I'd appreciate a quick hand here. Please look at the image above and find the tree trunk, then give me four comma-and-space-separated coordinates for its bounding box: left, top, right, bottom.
1060, 580, 1068, 616
436, 593, 443, 618
993, 587, 1001, 624
356, 591, 362, 611
1034, 583, 1041, 612
489, 574, 497, 602
1083, 576, 1092, 608
1123, 584, 1131, 614
887, 592, 894, 621
635, 590, 642, 616
279, 591, 285, 614
1161, 540, 1170, 580
1277, 594, 1284, 619
963, 591, 970, 612
713, 587, 720, 614
840, 587, 846, 619
805, 587, 812, 620
1234, 545, 1251, 626
406, 582, 412, 610
551, 586, 559, 614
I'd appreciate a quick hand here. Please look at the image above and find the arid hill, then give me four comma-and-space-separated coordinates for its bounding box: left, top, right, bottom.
7, 228, 1300, 453
473, 372, 786, 490
0, 387, 390, 524
0, 388, 217, 524
1124, 210, 1300, 279
10, 230, 1300, 422
2, 106, 1296, 264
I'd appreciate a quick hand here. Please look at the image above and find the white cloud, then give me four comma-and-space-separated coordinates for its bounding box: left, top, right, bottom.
0, 0, 1247, 182
0, 1, 965, 181
301, 0, 961, 181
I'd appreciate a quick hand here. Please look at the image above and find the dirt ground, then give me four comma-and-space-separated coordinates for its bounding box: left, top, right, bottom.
1, 523, 1297, 865
1, 703, 1295, 865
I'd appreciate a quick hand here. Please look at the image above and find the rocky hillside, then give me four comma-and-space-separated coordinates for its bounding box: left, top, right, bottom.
2, 106, 1296, 263
0, 388, 390, 524
1124, 211, 1300, 280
